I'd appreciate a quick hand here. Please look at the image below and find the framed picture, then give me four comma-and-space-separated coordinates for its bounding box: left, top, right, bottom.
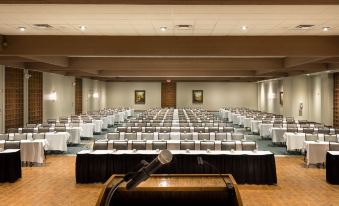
192, 90, 203, 104
280, 92, 284, 105
135, 90, 145, 104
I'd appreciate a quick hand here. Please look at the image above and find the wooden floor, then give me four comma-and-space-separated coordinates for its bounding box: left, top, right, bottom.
1, 156, 339, 206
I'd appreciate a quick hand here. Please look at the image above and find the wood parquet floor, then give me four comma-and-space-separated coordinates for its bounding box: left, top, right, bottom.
0, 156, 339, 206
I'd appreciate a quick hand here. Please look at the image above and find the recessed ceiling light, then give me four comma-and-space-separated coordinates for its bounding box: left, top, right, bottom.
241, 26, 248, 31
80, 25, 87, 31
322, 27, 330, 32
160, 26, 167, 31
18, 27, 26, 32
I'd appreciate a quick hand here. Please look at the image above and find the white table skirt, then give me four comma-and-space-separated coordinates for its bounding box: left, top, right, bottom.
44, 132, 69, 152
259, 123, 273, 138
107, 140, 245, 151
93, 120, 103, 133
251, 120, 262, 133
80, 123, 95, 137
0, 139, 47, 163
303, 141, 339, 165
67, 127, 81, 144
244, 118, 253, 128
284, 132, 332, 151
238, 116, 246, 126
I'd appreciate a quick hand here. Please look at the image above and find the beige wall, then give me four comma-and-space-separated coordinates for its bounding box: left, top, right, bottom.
258, 73, 333, 125
43, 72, 75, 121
106, 82, 161, 110
176, 82, 258, 111
82, 79, 107, 113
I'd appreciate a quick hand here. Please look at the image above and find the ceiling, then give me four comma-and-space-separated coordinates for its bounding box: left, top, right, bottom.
0, 3, 339, 82
0, 5, 339, 36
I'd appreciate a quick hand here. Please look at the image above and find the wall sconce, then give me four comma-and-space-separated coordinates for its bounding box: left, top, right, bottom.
93, 92, 99, 98
49, 90, 57, 101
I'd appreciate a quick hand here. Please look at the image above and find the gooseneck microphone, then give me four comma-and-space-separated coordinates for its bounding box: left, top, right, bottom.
105, 150, 173, 206
126, 149, 173, 190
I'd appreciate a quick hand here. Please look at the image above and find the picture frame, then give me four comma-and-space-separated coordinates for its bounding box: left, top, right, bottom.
192, 90, 203, 104
135, 90, 145, 104
280, 91, 284, 105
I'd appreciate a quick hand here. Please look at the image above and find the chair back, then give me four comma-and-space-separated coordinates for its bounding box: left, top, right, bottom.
324, 134, 338, 142
141, 133, 154, 140
13, 133, 27, 141
223, 127, 234, 133
131, 127, 142, 133
33, 133, 45, 140
132, 141, 146, 150
208, 127, 219, 132
145, 127, 156, 133
180, 132, 193, 140
318, 128, 331, 134
231, 133, 244, 141
180, 141, 195, 150
7, 128, 18, 133
54, 127, 66, 132
241, 141, 257, 151
200, 141, 215, 150
125, 132, 137, 140
117, 127, 127, 133
112, 141, 128, 150
107, 133, 120, 140
47, 119, 56, 124
160, 127, 171, 133
221, 141, 236, 151
152, 141, 167, 150
26, 123, 36, 128
305, 133, 318, 141
215, 132, 227, 141
93, 141, 108, 150
198, 132, 210, 141
158, 132, 170, 140
194, 127, 205, 133
22, 128, 34, 133
329, 142, 339, 151
4, 141, 21, 149
287, 128, 298, 133
303, 128, 314, 134
0, 133, 9, 141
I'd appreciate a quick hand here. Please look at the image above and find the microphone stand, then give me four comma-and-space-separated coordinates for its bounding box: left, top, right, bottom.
104, 160, 149, 206
197, 156, 235, 201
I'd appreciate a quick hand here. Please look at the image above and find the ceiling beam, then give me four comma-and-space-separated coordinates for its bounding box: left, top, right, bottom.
1, 0, 339, 4
97, 70, 257, 77
21, 56, 69, 67
1, 36, 339, 57
284, 57, 330, 68
68, 57, 283, 71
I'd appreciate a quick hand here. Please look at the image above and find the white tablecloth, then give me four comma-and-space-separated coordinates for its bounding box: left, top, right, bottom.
232, 114, 241, 125
80, 123, 95, 137
284, 132, 329, 151
303, 141, 339, 165
44, 132, 69, 152
244, 117, 253, 128
66, 127, 81, 144
93, 120, 103, 133
0, 139, 47, 164
251, 120, 262, 133
271, 128, 287, 143
79, 149, 271, 156
259, 123, 273, 138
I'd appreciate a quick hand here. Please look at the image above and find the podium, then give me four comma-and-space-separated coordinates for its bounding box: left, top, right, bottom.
96, 174, 243, 206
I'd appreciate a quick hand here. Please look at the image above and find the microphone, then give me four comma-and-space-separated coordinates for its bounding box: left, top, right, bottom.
126, 149, 173, 190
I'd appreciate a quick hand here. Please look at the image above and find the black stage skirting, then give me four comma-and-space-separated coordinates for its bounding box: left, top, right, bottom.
326, 152, 339, 184
0, 150, 22, 183
76, 153, 277, 185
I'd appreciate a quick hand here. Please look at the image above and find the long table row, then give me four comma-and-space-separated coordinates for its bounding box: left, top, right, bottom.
76, 150, 277, 185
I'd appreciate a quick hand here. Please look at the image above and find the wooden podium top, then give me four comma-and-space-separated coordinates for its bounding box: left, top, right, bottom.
97, 174, 243, 206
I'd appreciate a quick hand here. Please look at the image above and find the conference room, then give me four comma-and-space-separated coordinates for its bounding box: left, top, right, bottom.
1, 1, 339, 206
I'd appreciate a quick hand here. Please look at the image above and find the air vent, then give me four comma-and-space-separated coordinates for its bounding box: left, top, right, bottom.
175, 24, 193, 30
295, 24, 314, 30
33, 24, 53, 29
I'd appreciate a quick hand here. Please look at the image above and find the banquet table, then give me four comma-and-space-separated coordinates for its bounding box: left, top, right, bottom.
271, 128, 287, 143
0, 149, 21, 182
243, 117, 253, 128
66, 127, 81, 144
79, 123, 95, 138
284, 132, 310, 151
0, 140, 46, 164
76, 150, 276, 185
259, 123, 273, 138
303, 141, 339, 166
251, 120, 262, 133
326, 151, 339, 184
93, 119, 103, 133
44, 132, 69, 152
